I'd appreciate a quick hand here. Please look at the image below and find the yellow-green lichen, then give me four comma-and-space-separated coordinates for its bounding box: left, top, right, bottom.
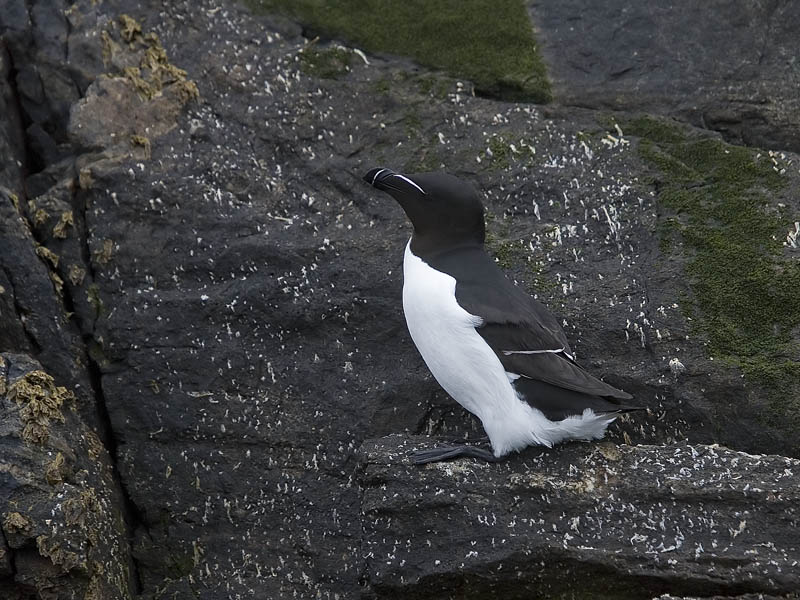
79, 168, 94, 190
50, 271, 64, 297
173, 79, 200, 103
63, 488, 100, 530
118, 14, 142, 43
35, 245, 60, 268
130, 134, 152, 159
85, 430, 106, 461
107, 15, 199, 103
93, 239, 114, 265
3, 511, 31, 534
479, 133, 515, 170
45, 452, 67, 485
7, 370, 74, 444
29, 200, 50, 226
37, 534, 85, 571
53, 211, 74, 239
100, 29, 115, 65
35, 246, 58, 268
68, 263, 87, 286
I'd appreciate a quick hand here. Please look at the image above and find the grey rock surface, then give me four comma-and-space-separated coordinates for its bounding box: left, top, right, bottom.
527, 0, 800, 153
0, 199, 135, 597
360, 436, 800, 599
1, 0, 798, 598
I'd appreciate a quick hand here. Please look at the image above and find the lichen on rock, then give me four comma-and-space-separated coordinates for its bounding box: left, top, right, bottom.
68, 12, 199, 164
45, 452, 67, 485
52, 210, 74, 239
110, 14, 199, 102
3, 512, 32, 535
35, 244, 60, 268
7, 370, 74, 444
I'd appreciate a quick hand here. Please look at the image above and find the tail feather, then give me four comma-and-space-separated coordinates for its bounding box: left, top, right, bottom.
513, 377, 640, 421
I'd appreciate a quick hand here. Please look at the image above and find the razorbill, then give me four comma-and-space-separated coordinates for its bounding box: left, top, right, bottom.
364, 167, 639, 464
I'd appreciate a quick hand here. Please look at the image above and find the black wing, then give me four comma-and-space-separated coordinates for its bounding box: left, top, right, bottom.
425, 245, 633, 402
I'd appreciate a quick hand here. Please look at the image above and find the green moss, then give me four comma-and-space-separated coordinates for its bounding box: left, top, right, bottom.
484, 214, 557, 296
166, 552, 195, 579
369, 77, 391, 95
416, 75, 452, 100
87, 284, 106, 319
477, 132, 542, 171
486, 133, 513, 170
631, 115, 800, 427
656, 217, 681, 253
621, 115, 688, 145
484, 211, 515, 268
298, 44, 353, 79
484, 230, 515, 270
246, 0, 552, 102
403, 110, 423, 139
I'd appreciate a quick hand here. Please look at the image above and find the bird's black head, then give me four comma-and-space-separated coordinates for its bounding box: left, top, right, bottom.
363, 167, 485, 253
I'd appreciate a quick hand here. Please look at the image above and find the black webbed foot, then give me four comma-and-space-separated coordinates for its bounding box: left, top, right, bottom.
411, 445, 501, 465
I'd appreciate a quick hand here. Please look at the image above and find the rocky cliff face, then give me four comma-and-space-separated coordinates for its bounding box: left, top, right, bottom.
1, 1, 798, 599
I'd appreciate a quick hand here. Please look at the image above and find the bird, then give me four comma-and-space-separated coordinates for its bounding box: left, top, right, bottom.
363, 167, 640, 464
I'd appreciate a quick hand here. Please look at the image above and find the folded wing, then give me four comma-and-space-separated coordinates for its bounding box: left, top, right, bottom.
429, 246, 633, 402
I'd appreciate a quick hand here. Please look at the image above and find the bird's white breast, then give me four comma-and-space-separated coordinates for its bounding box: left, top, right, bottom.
401, 240, 616, 457
401, 242, 525, 436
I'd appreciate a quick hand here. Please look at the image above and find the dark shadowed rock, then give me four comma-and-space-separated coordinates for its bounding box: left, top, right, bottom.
0, 43, 25, 195
0, 195, 135, 596
527, 0, 800, 153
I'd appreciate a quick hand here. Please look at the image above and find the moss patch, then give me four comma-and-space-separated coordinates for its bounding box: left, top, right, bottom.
87, 283, 106, 319
7, 370, 74, 444
627, 115, 800, 426
484, 213, 557, 296
298, 43, 353, 79
246, 0, 551, 102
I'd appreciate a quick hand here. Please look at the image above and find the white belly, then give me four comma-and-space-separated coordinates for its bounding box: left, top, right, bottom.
402, 241, 507, 419
401, 240, 615, 457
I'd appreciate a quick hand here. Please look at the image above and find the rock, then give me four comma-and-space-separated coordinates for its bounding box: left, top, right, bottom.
0, 43, 25, 195
0, 186, 87, 393
0, 354, 135, 598
656, 596, 799, 600
527, 0, 800, 153
1, 0, 799, 598
360, 436, 800, 599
